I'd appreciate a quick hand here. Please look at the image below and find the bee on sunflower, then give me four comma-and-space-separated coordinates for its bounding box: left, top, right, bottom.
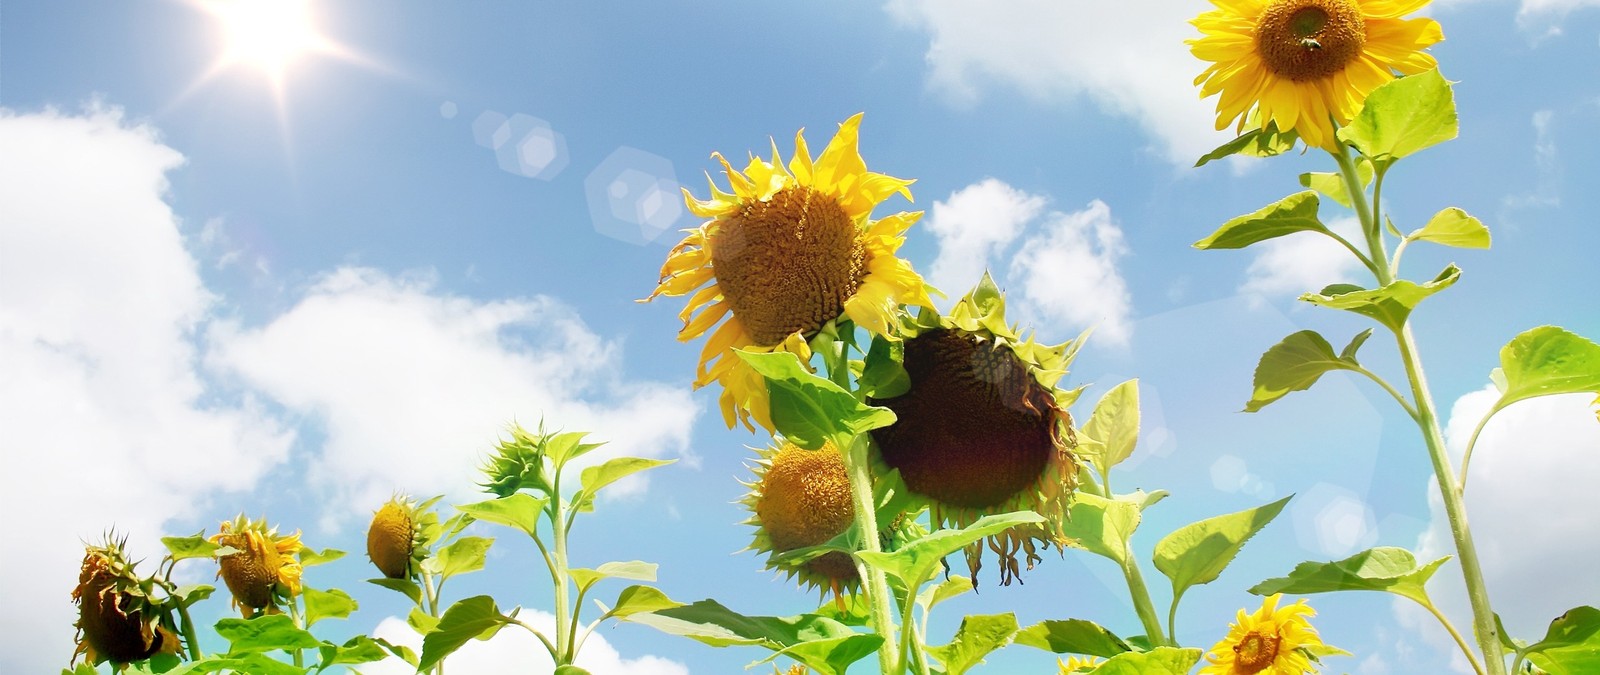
866, 273, 1083, 586
643, 113, 934, 432
1200, 594, 1332, 675
741, 439, 860, 602
210, 514, 304, 618
1189, 0, 1444, 149
71, 534, 182, 668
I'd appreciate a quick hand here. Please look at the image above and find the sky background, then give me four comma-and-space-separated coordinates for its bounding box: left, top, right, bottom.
3, 1, 1598, 673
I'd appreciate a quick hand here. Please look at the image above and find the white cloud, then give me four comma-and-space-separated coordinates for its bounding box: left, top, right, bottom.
923, 178, 1044, 299
885, 0, 1231, 164
1501, 110, 1561, 213
1403, 387, 1600, 669
364, 612, 688, 675
1011, 200, 1135, 347
207, 267, 699, 527
0, 106, 293, 672
1238, 217, 1364, 304
1517, 0, 1600, 29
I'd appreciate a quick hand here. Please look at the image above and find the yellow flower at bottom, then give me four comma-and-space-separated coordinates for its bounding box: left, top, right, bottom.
643, 113, 933, 432
1189, 0, 1443, 149
1200, 594, 1328, 675
742, 440, 860, 600
1058, 655, 1102, 673
367, 495, 423, 580
211, 514, 304, 618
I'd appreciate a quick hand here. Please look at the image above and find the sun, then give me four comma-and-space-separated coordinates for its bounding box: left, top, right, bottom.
188, 0, 349, 96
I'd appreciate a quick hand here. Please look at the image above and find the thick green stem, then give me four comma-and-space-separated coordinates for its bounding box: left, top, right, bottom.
1332, 143, 1392, 285
175, 600, 203, 661
287, 596, 305, 668
845, 434, 903, 675
551, 482, 573, 665
1121, 555, 1168, 647
421, 571, 445, 675
898, 579, 930, 675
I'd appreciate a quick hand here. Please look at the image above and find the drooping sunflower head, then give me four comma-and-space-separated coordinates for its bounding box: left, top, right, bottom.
367, 494, 427, 580
72, 533, 181, 667
210, 514, 304, 617
867, 274, 1083, 586
644, 113, 935, 432
1199, 594, 1329, 675
1189, 0, 1444, 149
741, 439, 860, 599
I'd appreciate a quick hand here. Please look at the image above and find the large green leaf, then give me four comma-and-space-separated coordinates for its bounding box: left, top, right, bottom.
1194, 124, 1299, 167
574, 457, 675, 511
1058, 493, 1140, 564
915, 575, 974, 616
1339, 69, 1457, 166
1244, 330, 1362, 413
160, 653, 305, 675
1080, 380, 1140, 478
302, 587, 357, 627
855, 511, 1045, 585
1193, 191, 1328, 251
366, 577, 423, 605
1300, 264, 1461, 332
752, 634, 886, 675
570, 561, 658, 595
1084, 647, 1203, 674
1491, 326, 1600, 413
1299, 157, 1373, 209
457, 493, 547, 539
1407, 207, 1490, 250
1012, 619, 1132, 658
161, 533, 220, 562
604, 584, 683, 619
625, 598, 859, 649
214, 614, 320, 655
426, 536, 493, 580
298, 547, 345, 567
418, 595, 518, 671
737, 349, 897, 449
1154, 496, 1291, 612
316, 635, 390, 668
927, 613, 1019, 675
1524, 606, 1600, 675
543, 430, 605, 469
1247, 546, 1449, 607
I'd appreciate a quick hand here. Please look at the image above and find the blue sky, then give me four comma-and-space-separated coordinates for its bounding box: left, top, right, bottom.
3, 1, 1598, 673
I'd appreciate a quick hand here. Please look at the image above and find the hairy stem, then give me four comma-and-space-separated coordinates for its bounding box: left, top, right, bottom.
1121, 554, 1169, 647
846, 434, 903, 675
551, 476, 574, 665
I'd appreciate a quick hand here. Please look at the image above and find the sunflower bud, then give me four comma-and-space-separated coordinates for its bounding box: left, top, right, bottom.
211, 515, 304, 617
367, 496, 420, 579
743, 441, 860, 597
72, 535, 180, 666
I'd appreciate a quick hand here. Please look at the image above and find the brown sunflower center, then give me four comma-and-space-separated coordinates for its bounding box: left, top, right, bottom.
216, 533, 281, 610
870, 329, 1060, 509
1255, 0, 1366, 82
1233, 631, 1282, 673
757, 445, 856, 554
710, 186, 866, 345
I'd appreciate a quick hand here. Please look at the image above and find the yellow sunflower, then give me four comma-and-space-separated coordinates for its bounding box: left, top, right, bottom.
1200, 594, 1328, 675
1058, 656, 1102, 673
867, 274, 1082, 586
211, 514, 305, 618
72, 534, 181, 667
1189, 0, 1444, 150
643, 113, 934, 432
741, 440, 861, 600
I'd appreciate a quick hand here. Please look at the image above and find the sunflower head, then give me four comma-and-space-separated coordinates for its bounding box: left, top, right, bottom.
72, 534, 181, 667
643, 113, 934, 432
867, 274, 1082, 586
367, 494, 427, 580
1058, 656, 1103, 673
210, 514, 304, 617
1189, 0, 1444, 149
741, 440, 861, 599
1199, 594, 1329, 675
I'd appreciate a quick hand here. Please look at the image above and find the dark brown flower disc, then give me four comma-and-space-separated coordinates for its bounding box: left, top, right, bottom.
74, 555, 170, 664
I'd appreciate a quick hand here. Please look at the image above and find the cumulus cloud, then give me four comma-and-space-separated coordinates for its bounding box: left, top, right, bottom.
885, 0, 1230, 164
920, 180, 1135, 346
1238, 217, 1364, 304
0, 106, 293, 672
207, 267, 699, 527
1401, 387, 1600, 670
365, 613, 688, 675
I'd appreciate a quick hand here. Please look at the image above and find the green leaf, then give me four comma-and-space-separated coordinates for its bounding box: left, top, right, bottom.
214, 614, 320, 655
457, 493, 547, 539
161, 533, 220, 561
915, 575, 974, 615
366, 577, 423, 605
418, 596, 518, 671
1492, 326, 1600, 413
1117, 489, 1169, 512
162, 652, 305, 675
544, 430, 605, 469
858, 334, 910, 399
752, 634, 886, 675
316, 635, 389, 668
1079, 379, 1140, 478
737, 350, 896, 449
1245, 330, 1362, 412
1407, 207, 1490, 250
174, 584, 215, 607
1339, 69, 1457, 166
429, 536, 493, 580
927, 613, 1019, 675
1247, 546, 1449, 607
574, 457, 675, 511
606, 584, 683, 619
1339, 328, 1374, 363
1194, 124, 1300, 167
624, 598, 858, 649
1013, 619, 1132, 658
374, 637, 419, 666
570, 561, 659, 595
298, 547, 345, 567
302, 587, 357, 627
1300, 157, 1373, 209
1300, 264, 1461, 333
408, 606, 440, 635
1193, 191, 1327, 251
1524, 607, 1600, 674
1058, 493, 1140, 564
1154, 496, 1292, 612
553, 666, 594, 675
1084, 646, 1203, 674
856, 511, 1045, 585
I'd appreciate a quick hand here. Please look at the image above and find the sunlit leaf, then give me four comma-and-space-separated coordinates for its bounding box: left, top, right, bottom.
1340, 69, 1458, 166
303, 587, 358, 627
1300, 264, 1460, 333
916, 575, 974, 615
1080, 380, 1140, 477
408, 606, 439, 635
1245, 330, 1361, 412
1084, 646, 1203, 674
1193, 191, 1328, 250
856, 511, 1045, 585
1194, 124, 1299, 167
1491, 326, 1600, 414
1407, 207, 1490, 250
214, 614, 319, 655
1299, 157, 1373, 209
927, 613, 1019, 675
1154, 496, 1291, 612
543, 430, 605, 470
737, 349, 896, 449
606, 584, 682, 619
752, 634, 886, 675
161, 533, 220, 562
624, 598, 857, 649
418, 596, 518, 671
457, 493, 547, 539
574, 457, 675, 511
1013, 619, 1132, 658
1248, 546, 1449, 607
1058, 493, 1140, 564
430, 536, 493, 580
553, 666, 594, 675
570, 561, 658, 595
298, 547, 345, 567
1117, 489, 1169, 512
1524, 606, 1600, 675
366, 577, 423, 605
316, 635, 389, 668
858, 334, 910, 399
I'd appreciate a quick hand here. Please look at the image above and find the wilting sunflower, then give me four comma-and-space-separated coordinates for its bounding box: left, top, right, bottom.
867, 274, 1082, 585
741, 440, 860, 600
367, 494, 435, 580
211, 514, 304, 617
72, 534, 181, 667
1200, 594, 1329, 675
643, 113, 934, 432
1189, 0, 1444, 149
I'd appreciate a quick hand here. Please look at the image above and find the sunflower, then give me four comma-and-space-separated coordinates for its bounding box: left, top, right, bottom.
643, 113, 934, 432
1189, 0, 1444, 150
867, 274, 1082, 586
72, 534, 181, 667
1200, 594, 1329, 675
1058, 656, 1102, 673
367, 494, 427, 580
741, 439, 861, 600
211, 514, 304, 618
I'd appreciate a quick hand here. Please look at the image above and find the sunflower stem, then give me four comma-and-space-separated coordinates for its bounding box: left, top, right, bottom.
287, 595, 305, 668
1332, 141, 1392, 286
551, 471, 575, 665
175, 597, 203, 660
1120, 553, 1169, 647
846, 432, 902, 675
